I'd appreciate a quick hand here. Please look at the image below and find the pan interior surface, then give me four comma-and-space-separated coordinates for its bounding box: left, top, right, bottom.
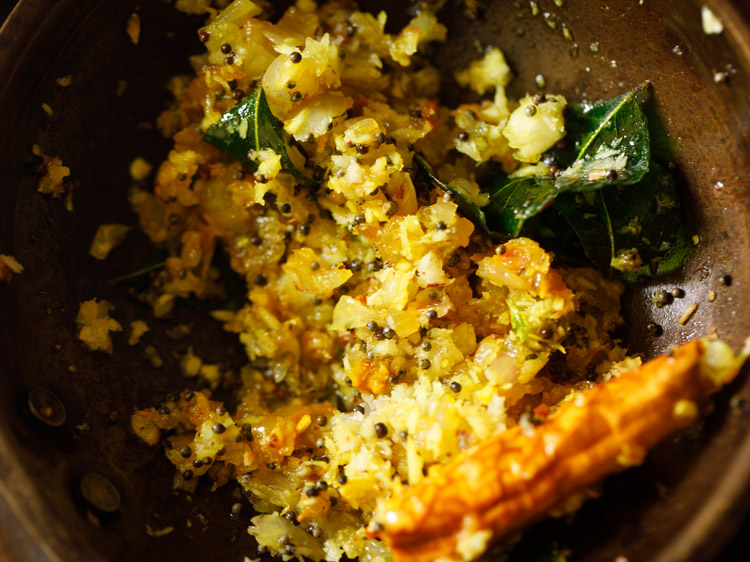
0, 1, 749, 561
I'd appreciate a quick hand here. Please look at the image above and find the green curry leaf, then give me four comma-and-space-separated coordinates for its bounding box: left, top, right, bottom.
555, 163, 689, 274
204, 87, 316, 186
415, 155, 557, 238
555, 83, 651, 191
415, 83, 688, 279
414, 155, 492, 236
485, 174, 556, 237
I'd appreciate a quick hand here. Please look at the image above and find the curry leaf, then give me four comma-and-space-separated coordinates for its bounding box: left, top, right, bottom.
556, 163, 689, 274
414, 155, 492, 235
416, 84, 688, 279
468, 85, 653, 238
555, 83, 651, 191
204, 87, 316, 186
485, 175, 556, 237
416, 155, 557, 238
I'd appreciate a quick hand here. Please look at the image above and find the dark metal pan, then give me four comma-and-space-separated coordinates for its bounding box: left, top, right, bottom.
1, 0, 750, 560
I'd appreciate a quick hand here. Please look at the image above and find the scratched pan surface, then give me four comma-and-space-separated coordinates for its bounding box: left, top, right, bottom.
1, 0, 750, 561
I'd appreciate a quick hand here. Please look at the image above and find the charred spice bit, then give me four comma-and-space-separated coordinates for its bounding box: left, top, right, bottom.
721, 274, 733, 286
383, 200, 399, 216
585, 363, 598, 381
242, 423, 254, 441
374, 423, 388, 438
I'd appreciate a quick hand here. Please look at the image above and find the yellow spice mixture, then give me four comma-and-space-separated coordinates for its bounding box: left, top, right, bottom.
125, 1, 643, 560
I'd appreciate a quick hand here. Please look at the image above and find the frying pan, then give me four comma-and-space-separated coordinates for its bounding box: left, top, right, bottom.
1, 0, 750, 560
